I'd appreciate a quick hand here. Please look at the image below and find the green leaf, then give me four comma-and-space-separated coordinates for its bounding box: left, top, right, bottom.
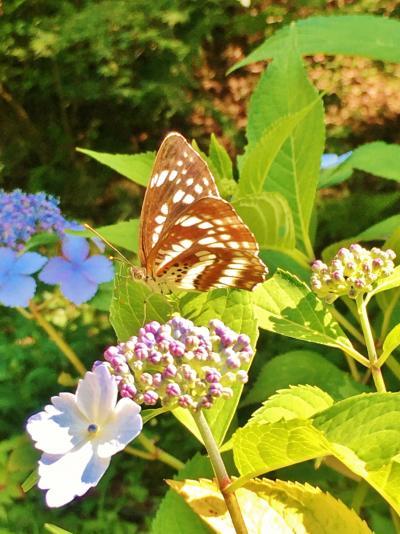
44, 524, 74, 534
243, 350, 368, 406
378, 324, 400, 366
243, 33, 324, 257
249, 385, 334, 425
232, 392, 400, 514
76, 219, 140, 253
23, 232, 59, 252
170, 476, 372, 534
321, 215, 400, 262
208, 133, 233, 181
230, 15, 400, 72
110, 264, 173, 341
319, 142, 400, 189
151, 454, 212, 534
232, 192, 296, 250
89, 281, 113, 311
77, 147, 154, 186
366, 266, 400, 302
252, 271, 364, 363
180, 289, 258, 446
237, 103, 319, 197
142, 407, 170, 425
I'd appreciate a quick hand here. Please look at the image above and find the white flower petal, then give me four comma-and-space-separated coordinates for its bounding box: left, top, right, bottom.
38, 441, 110, 508
76, 364, 117, 424
27, 393, 86, 455
96, 398, 142, 458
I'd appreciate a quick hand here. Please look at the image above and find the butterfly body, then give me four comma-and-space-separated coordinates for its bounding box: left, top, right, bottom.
136, 132, 267, 293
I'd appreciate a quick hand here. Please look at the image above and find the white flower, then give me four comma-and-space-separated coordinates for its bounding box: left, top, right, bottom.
26, 364, 142, 507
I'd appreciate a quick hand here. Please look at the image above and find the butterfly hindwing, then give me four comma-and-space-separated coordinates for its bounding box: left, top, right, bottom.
139, 132, 268, 292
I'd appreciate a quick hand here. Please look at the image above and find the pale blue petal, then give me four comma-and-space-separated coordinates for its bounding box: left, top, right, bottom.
0, 248, 16, 278
0, 274, 36, 307
14, 252, 47, 275
59, 270, 98, 304
81, 256, 114, 284
61, 235, 89, 263
96, 398, 142, 458
38, 441, 110, 507
76, 365, 117, 424
39, 257, 74, 285
321, 151, 352, 169
26, 393, 85, 455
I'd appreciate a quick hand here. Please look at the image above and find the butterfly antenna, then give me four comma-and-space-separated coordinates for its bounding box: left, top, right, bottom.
84, 223, 132, 266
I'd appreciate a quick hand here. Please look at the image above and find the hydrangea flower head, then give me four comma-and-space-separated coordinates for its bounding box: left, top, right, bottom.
39, 235, 114, 305
0, 247, 47, 307
311, 244, 396, 303
0, 190, 68, 250
26, 364, 142, 507
104, 316, 253, 411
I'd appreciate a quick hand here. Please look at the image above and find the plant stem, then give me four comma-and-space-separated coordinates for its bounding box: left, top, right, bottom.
351, 480, 369, 514
27, 301, 86, 376
331, 307, 365, 345
135, 434, 185, 470
355, 296, 386, 392
379, 291, 400, 342
192, 410, 248, 534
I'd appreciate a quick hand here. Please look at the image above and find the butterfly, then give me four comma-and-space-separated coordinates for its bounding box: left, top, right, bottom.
129, 132, 268, 293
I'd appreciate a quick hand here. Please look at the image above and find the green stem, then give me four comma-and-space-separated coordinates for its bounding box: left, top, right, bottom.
355, 296, 386, 392
27, 301, 86, 376
390, 507, 400, 534
135, 434, 185, 471
379, 291, 400, 342
330, 307, 365, 345
192, 410, 248, 534
385, 355, 400, 381
351, 480, 369, 515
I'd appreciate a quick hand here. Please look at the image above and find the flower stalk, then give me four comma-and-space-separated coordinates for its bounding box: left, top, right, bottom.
192, 410, 248, 534
355, 295, 386, 392
28, 300, 86, 376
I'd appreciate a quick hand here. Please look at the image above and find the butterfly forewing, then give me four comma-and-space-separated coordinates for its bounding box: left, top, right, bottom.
139, 132, 268, 292
139, 132, 219, 266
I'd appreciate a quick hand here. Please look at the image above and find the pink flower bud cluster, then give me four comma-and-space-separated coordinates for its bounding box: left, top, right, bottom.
311, 244, 396, 303
102, 316, 253, 411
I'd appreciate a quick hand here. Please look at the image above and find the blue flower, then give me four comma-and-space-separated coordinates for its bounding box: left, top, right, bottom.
0, 248, 47, 307
39, 235, 114, 305
320, 151, 352, 170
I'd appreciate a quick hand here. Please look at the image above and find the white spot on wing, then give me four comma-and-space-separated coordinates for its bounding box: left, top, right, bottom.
198, 237, 216, 246
180, 216, 202, 227
194, 184, 203, 194
161, 203, 169, 215
198, 221, 213, 230
173, 190, 185, 203
156, 170, 169, 187
155, 214, 166, 224
168, 170, 178, 182
183, 194, 195, 204
186, 178, 194, 186
180, 239, 193, 248
228, 242, 240, 249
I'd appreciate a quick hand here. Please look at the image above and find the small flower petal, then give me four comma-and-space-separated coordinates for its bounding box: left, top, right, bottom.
61, 273, 98, 304
95, 398, 142, 458
14, 252, 47, 275
38, 442, 110, 507
39, 257, 74, 284
0, 273, 36, 307
76, 364, 118, 424
27, 393, 85, 455
61, 235, 89, 263
80, 256, 114, 284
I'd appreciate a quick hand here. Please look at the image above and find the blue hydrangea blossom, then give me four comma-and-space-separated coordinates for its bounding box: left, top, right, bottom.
320, 151, 352, 169
39, 235, 114, 305
0, 190, 68, 250
0, 248, 47, 307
